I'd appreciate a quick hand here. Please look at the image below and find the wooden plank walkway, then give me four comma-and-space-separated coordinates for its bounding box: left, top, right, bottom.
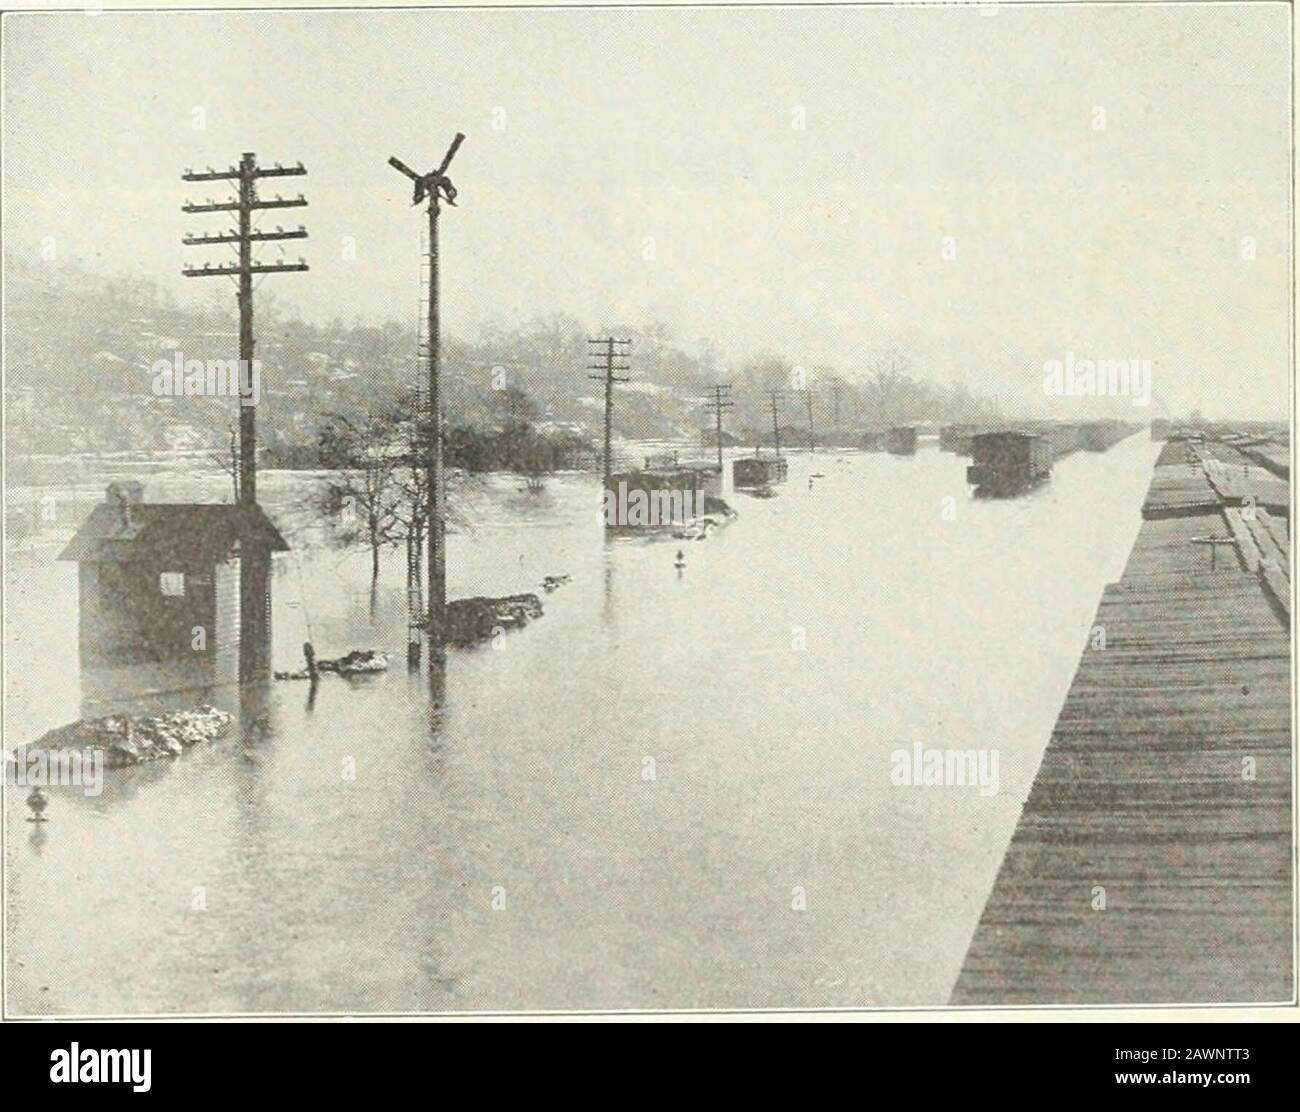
1242, 444, 1291, 481
1124, 513, 1241, 577
1144, 442, 1291, 519
1142, 465, 1220, 518
1202, 460, 1291, 515
952, 455, 1292, 1006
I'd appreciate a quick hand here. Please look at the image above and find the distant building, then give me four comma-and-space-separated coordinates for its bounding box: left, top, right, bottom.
638, 451, 723, 495
861, 428, 888, 452
643, 451, 680, 471
58, 482, 289, 684
733, 455, 788, 488
677, 460, 724, 497
604, 464, 712, 529
700, 427, 742, 448
886, 426, 917, 455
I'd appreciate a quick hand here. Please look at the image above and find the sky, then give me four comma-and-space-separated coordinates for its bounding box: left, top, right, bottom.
3, 3, 1292, 418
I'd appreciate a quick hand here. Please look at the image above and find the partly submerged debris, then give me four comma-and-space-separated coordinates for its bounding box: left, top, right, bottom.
541, 574, 571, 592
445, 594, 544, 645
27, 706, 233, 768
276, 598, 548, 665
703, 494, 738, 518
275, 649, 390, 680
322, 649, 390, 675
672, 518, 718, 541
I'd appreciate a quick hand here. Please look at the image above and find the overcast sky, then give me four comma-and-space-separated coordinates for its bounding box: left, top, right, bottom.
3, 4, 1291, 417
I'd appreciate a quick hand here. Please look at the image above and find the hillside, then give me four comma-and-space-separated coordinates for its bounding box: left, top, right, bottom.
4, 258, 1002, 470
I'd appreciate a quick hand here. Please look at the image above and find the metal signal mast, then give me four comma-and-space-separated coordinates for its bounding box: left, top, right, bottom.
388, 132, 465, 656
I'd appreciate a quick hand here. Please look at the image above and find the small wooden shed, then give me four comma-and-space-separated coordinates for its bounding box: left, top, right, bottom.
58, 482, 289, 682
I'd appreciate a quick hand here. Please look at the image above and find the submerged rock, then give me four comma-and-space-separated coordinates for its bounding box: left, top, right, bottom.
29, 706, 233, 769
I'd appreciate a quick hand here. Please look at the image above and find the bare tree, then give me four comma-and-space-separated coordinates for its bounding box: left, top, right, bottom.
207, 422, 239, 502
316, 409, 405, 597
389, 390, 431, 627
865, 348, 912, 426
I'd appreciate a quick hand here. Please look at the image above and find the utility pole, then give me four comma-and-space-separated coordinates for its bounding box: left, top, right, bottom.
183, 156, 307, 504
767, 390, 785, 457
704, 384, 734, 471
803, 388, 816, 454
389, 132, 465, 659
182, 154, 308, 681
587, 338, 631, 485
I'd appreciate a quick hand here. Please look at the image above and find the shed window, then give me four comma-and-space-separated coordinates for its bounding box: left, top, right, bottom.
160, 572, 185, 597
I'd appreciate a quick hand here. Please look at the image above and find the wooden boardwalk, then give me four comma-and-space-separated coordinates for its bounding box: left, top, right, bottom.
1241, 443, 1291, 481
1145, 441, 1290, 518
1142, 466, 1220, 518
952, 448, 1292, 1006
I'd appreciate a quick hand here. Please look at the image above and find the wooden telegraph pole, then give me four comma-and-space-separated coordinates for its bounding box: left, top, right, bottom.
389, 133, 465, 659
182, 154, 308, 680
767, 390, 785, 457
704, 384, 734, 472
587, 338, 631, 486
804, 388, 816, 454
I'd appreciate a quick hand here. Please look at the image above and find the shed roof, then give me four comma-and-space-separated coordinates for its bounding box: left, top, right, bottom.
971, 429, 1042, 442
58, 503, 290, 565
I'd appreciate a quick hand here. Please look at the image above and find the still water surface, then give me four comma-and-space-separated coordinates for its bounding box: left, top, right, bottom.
5, 438, 1159, 1013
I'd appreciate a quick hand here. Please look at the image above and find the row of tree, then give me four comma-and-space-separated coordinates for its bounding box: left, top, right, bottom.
311, 387, 594, 602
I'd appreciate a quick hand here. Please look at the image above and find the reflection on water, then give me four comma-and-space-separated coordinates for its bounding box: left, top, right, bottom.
5, 441, 1159, 1013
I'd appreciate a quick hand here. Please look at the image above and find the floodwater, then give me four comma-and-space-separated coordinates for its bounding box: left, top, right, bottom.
4, 436, 1161, 1014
